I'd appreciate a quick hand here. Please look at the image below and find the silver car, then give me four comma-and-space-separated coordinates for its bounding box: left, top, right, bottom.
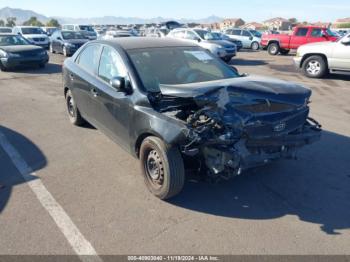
294, 33, 350, 78
167, 28, 236, 62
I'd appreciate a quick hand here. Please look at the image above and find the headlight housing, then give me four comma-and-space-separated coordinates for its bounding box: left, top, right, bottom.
0, 49, 8, 58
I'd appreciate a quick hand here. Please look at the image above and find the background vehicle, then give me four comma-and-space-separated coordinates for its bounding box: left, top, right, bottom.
102, 30, 133, 40
0, 27, 13, 33
63, 38, 321, 199
62, 24, 97, 40
50, 30, 88, 56
12, 26, 50, 49
168, 28, 236, 62
145, 28, 169, 38
41, 27, 58, 36
261, 26, 339, 55
0, 33, 49, 71
294, 33, 350, 78
211, 32, 243, 51
224, 28, 261, 50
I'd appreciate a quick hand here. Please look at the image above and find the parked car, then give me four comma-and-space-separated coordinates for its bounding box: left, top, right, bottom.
12, 26, 50, 49
50, 30, 89, 57
294, 33, 350, 78
168, 28, 236, 62
224, 28, 261, 50
0, 27, 13, 33
145, 28, 169, 38
41, 27, 58, 36
211, 32, 243, 51
102, 30, 134, 40
62, 24, 97, 40
62, 38, 321, 199
0, 33, 49, 71
261, 26, 339, 55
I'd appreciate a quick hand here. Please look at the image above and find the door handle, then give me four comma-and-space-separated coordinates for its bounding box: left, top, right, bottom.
91, 88, 99, 98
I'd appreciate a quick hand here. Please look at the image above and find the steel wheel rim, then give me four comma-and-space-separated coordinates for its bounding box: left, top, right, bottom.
270, 46, 277, 53
306, 61, 321, 75
145, 149, 164, 187
67, 96, 75, 117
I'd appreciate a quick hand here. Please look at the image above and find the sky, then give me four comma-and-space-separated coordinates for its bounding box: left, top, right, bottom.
1, 0, 350, 21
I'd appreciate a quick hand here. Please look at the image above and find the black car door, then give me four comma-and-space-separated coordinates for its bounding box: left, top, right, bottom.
70, 43, 103, 124
92, 45, 133, 150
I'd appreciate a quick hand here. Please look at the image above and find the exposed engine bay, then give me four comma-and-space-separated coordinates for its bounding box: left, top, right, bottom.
150, 76, 322, 181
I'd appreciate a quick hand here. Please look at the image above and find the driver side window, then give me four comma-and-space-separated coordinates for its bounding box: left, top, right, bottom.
98, 46, 127, 83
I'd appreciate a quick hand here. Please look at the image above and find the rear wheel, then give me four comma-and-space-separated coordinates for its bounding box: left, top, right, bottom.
251, 41, 260, 51
65, 90, 85, 126
0, 62, 7, 71
140, 136, 185, 200
268, 43, 280, 55
302, 55, 327, 78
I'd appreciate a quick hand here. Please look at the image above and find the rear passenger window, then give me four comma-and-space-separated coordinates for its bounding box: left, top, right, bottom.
232, 30, 241, 35
295, 28, 308, 36
98, 46, 127, 83
77, 44, 101, 74
242, 30, 251, 37
311, 29, 322, 37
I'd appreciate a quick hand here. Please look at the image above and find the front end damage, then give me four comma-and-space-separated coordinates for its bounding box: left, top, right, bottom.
151, 76, 322, 180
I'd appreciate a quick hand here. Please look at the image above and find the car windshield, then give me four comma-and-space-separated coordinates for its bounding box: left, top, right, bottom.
194, 30, 221, 40
21, 27, 44, 35
0, 35, 30, 46
211, 32, 223, 40
250, 30, 262, 38
128, 47, 239, 93
62, 31, 85, 40
0, 28, 12, 33
79, 26, 94, 32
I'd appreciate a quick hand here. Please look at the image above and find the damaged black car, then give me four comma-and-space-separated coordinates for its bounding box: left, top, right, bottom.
63, 38, 321, 200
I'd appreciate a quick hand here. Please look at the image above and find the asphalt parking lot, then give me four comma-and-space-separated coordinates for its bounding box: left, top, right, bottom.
0, 50, 350, 256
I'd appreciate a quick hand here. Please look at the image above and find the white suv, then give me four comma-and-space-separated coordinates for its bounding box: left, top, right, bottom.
62, 24, 97, 40
224, 28, 262, 50
12, 26, 50, 49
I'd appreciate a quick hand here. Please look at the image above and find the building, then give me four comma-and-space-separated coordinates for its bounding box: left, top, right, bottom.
263, 17, 292, 31
333, 17, 350, 28
219, 18, 245, 30
199, 22, 221, 30
241, 22, 265, 30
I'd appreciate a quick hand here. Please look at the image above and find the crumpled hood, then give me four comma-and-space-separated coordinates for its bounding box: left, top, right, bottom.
160, 75, 311, 107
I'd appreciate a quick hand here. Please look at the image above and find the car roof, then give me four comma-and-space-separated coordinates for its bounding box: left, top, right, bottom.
99, 37, 198, 50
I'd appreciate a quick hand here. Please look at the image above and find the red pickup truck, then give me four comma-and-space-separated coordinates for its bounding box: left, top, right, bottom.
261, 26, 338, 55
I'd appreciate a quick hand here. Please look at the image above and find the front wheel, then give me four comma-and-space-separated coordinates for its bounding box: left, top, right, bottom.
302, 56, 327, 78
268, 43, 280, 55
140, 136, 185, 200
251, 42, 260, 51
0, 62, 7, 71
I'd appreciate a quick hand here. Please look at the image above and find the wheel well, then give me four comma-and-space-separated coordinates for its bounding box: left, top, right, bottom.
135, 133, 156, 158
268, 40, 280, 47
300, 54, 328, 68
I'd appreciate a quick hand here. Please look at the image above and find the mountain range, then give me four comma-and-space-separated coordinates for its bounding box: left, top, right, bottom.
0, 7, 224, 25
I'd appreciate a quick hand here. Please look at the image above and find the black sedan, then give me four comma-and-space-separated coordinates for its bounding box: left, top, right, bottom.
63, 38, 321, 199
50, 30, 88, 57
0, 34, 49, 71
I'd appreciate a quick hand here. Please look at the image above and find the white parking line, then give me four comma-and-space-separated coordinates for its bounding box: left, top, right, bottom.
0, 131, 102, 262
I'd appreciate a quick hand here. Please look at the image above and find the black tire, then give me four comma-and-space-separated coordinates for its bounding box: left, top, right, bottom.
302, 55, 327, 78
140, 136, 185, 200
65, 89, 85, 126
268, 43, 280, 55
39, 63, 45, 68
280, 49, 290, 55
0, 62, 7, 71
251, 41, 260, 51
223, 57, 232, 63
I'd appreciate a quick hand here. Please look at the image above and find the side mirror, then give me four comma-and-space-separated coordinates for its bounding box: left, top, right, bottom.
110, 76, 126, 92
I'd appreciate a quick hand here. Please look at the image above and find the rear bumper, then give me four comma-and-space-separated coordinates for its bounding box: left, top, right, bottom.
1, 55, 49, 69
